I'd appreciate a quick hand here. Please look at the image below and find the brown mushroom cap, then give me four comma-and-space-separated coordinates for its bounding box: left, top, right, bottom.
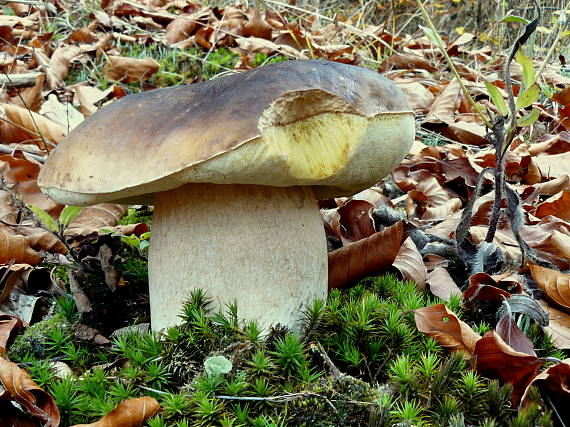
38, 60, 414, 205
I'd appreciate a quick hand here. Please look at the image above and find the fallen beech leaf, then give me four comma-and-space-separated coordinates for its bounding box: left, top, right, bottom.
535, 191, 570, 221
426, 267, 462, 301
395, 81, 434, 111
0, 313, 23, 353
522, 358, 570, 417
392, 237, 427, 289
474, 331, 544, 406
165, 13, 198, 44
0, 229, 41, 265
0, 357, 60, 426
533, 152, 570, 180
337, 199, 375, 243
0, 155, 60, 214
495, 315, 536, 356
379, 53, 437, 72
39, 94, 85, 131
0, 103, 66, 146
104, 56, 160, 83
328, 221, 404, 290
414, 303, 481, 355
424, 79, 461, 125
241, 9, 273, 40
65, 204, 128, 235
46, 45, 84, 89
538, 300, 570, 349
71, 396, 161, 427
530, 265, 570, 311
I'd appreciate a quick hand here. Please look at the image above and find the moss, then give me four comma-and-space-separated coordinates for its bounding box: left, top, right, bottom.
118, 206, 154, 227
8, 314, 70, 360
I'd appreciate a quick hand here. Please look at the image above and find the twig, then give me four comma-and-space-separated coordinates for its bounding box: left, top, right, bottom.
0, 144, 45, 163
311, 342, 342, 380
0, 72, 42, 88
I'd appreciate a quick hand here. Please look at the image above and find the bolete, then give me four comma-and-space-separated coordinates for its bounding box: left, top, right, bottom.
38, 60, 414, 331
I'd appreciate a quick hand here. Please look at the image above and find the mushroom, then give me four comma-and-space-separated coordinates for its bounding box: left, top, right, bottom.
38, 60, 414, 331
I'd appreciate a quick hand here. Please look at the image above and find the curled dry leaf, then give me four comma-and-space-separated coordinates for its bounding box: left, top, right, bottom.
392, 236, 427, 289
241, 8, 273, 40
538, 300, 570, 349
165, 13, 198, 44
495, 315, 536, 356
0, 313, 23, 353
522, 358, 570, 419
414, 303, 481, 355
65, 204, 128, 235
535, 191, 570, 221
336, 199, 375, 244
0, 229, 41, 265
0, 103, 66, 146
474, 331, 544, 406
0, 357, 60, 427
104, 56, 160, 83
71, 396, 161, 427
45, 45, 85, 90
425, 267, 462, 301
530, 265, 570, 311
328, 221, 404, 290
0, 153, 62, 215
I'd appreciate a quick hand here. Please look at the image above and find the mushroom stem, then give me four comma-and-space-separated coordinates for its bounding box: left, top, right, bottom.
149, 183, 328, 331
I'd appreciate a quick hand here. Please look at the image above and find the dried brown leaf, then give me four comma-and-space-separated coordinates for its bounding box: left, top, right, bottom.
538, 300, 570, 349
535, 191, 570, 221
104, 56, 159, 83
0, 229, 41, 265
495, 315, 536, 356
414, 303, 481, 355
426, 267, 462, 301
328, 221, 404, 290
71, 396, 161, 427
0, 357, 60, 427
1, 103, 66, 146
530, 265, 570, 311
392, 237, 427, 289
474, 331, 543, 406
0, 313, 23, 353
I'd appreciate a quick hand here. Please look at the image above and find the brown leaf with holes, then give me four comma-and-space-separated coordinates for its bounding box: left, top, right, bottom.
414, 304, 481, 355
0, 357, 60, 427
474, 331, 544, 406
71, 396, 161, 427
0, 103, 66, 146
426, 267, 462, 301
530, 265, 570, 311
392, 237, 427, 289
328, 221, 404, 290
535, 191, 570, 221
0, 313, 23, 353
104, 56, 159, 83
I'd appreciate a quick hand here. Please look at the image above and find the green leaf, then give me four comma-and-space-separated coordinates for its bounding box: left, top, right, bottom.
419, 25, 445, 50
515, 48, 536, 89
121, 234, 140, 249
515, 83, 540, 110
59, 206, 83, 228
499, 15, 530, 25
517, 108, 541, 126
140, 232, 151, 240
28, 204, 58, 232
139, 240, 150, 252
484, 81, 508, 116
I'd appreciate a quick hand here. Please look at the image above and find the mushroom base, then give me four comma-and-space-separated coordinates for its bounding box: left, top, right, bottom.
149, 183, 328, 331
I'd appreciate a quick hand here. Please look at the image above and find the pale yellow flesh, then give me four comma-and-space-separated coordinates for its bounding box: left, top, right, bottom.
148, 183, 328, 331
41, 112, 415, 205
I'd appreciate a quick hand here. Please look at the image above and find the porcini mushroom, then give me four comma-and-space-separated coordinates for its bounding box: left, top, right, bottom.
38, 60, 414, 331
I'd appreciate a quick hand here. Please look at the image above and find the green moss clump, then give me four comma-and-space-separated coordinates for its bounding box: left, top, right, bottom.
118, 206, 154, 227
8, 314, 70, 361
